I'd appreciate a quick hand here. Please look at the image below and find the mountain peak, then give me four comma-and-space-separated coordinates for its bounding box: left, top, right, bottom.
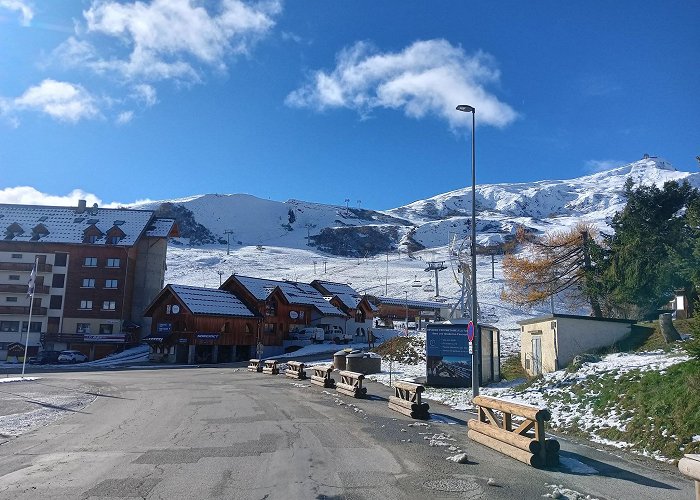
633, 154, 675, 172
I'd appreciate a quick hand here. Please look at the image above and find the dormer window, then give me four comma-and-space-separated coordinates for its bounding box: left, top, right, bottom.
83, 224, 103, 244
31, 223, 49, 240
106, 225, 126, 245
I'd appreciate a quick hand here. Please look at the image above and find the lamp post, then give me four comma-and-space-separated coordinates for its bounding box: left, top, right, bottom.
456, 104, 480, 398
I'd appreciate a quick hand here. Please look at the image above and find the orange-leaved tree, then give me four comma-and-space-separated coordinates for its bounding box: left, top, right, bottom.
501, 223, 605, 317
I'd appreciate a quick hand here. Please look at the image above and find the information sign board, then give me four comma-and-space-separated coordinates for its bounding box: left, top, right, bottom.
426, 323, 471, 387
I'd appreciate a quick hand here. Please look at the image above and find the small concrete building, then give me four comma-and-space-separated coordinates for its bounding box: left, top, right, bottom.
518, 314, 635, 375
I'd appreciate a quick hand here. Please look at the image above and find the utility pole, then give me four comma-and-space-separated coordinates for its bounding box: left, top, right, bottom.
313, 260, 317, 274
217, 270, 225, 286
224, 229, 234, 255
323, 260, 327, 273
404, 291, 409, 336
385, 252, 389, 296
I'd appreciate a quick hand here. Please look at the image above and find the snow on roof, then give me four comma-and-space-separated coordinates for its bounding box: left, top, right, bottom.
377, 296, 451, 310
312, 280, 362, 310
0, 204, 156, 246
234, 276, 346, 317
170, 284, 256, 317
146, 218, 176, 237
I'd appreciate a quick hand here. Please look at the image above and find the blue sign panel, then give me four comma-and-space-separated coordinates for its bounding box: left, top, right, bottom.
426, 323, 471, 387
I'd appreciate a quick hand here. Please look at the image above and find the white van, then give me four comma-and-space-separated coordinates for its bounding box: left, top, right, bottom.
290, 327, 325, 343
318, 325, 350, 344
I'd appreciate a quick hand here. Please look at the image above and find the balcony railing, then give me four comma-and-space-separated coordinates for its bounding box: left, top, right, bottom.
41, 331, 139, 344
0, 262, 52, 272
0, 284, 50, 294
0, 306, 47, 316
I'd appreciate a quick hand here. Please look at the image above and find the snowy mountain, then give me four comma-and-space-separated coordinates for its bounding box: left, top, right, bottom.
134, 156, 699, 256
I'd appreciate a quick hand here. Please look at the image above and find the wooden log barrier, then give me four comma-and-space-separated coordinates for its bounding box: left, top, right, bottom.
679, 454, 700, 500
262, 359, 279, 375
285, 361, 307, 380
388, 381, 430, 419
247, 358, 263, 373
310, 365, 335, 388
469, 395, 559, 468
335, 370, 367, 398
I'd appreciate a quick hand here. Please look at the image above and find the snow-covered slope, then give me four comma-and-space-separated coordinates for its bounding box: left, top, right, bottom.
133, 156, 699, 254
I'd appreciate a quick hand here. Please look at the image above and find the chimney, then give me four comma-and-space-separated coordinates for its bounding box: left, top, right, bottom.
77, 199, 87, 214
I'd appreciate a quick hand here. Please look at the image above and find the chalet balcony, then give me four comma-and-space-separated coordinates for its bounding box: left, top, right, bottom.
0, 305, 47, 316
0, 284, 50, 294
0, 262, 52, 272
41, 331, 140, 344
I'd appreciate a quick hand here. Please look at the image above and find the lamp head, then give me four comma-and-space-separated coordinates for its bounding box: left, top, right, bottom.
456, 104, 475, 113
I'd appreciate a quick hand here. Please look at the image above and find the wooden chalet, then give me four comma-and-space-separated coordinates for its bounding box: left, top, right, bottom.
143, 284, 260, 364
310, 280, 375, 340
221, 275, 347, 353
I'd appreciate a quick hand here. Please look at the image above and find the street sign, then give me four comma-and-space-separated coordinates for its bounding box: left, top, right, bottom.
467, 321, 475, 342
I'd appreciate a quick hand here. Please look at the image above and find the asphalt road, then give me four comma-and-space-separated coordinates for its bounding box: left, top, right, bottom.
0, 367, 694, 499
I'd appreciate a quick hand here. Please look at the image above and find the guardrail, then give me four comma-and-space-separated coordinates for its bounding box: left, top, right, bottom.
247, 358, 263, 372
310, 365, 335, 388
285, 361, 306, 380
388, 381, 429, 419
262, 359, 279, 375
335, 370, 366, 398
467, 395, 559, 467
679, 454, 700, 500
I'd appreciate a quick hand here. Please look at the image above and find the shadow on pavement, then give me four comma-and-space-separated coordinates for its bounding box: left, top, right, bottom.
556, 451, 681, 490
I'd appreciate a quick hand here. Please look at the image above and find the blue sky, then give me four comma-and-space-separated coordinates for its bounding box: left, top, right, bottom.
0, 1, 698, 210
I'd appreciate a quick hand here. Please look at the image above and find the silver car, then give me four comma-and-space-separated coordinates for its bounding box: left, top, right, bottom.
57, 350, 88, 363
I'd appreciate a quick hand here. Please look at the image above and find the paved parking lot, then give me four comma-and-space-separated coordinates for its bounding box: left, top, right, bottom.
0, 367, 693, 499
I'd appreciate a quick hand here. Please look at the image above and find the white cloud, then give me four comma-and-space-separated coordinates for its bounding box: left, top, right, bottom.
132, 84, 157, 107
11, 79, 99, 122
116, 110, 133, 124
585, 159, 626, 173
0, 187, 103, 206
0, 0, 34, 26
286, 39, 518, 129
71, 0, 282, 82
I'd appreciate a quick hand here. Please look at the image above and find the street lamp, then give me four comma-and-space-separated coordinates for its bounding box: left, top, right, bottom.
456, 103, 480, 398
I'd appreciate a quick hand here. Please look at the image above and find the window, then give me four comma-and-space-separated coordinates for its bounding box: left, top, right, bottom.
99, 324, 114, 334
22, 321, 42, 333
263, 323, 276, 334
0, 321, 20, 332
105, 279, 118, 289
265, 300, 277, 316
79, 300, 93, 310
11, 254, 22, 259
76, 323, 91, 334
108, 236, 122, 244
54, 253, 68, 267
6, 297, 18, 302
52, 274, 65, 288
86, 235, 99, 243
9, 275, 20, 281
82, 278, 95, 288
102, 301, 116, 311
49, 295, 63, 309
84, 257, 97, 267
107, 258, 120, 268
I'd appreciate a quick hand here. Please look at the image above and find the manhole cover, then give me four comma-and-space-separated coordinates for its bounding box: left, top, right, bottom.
423, 478, 481, 493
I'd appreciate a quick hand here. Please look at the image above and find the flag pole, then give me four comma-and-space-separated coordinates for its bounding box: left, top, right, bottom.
21, 256, 38, 377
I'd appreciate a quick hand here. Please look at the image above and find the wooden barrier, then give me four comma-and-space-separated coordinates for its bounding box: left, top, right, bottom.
679, 454, 700, 500
335, 370, 367, 398
388, 381, 430, 419
467, 395, 559, 468
285, 361, 307, 380
247, 358, 263, 373
310, 365, 335, 388
262, 359, 279, 375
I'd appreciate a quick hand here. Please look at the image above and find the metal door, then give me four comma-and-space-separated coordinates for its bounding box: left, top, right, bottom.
531, 336, 542, 375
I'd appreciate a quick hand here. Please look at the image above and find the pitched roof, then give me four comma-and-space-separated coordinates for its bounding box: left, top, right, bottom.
377, 296, 450, 310
146, 218, 177, 237
170, 284, 256, 317
312, 280, 362, 310
0, 203, 164, 246
233, 276, 346, 317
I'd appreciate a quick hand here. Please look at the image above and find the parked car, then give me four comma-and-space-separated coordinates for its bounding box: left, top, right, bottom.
58, 350, 88, 363
28, 350, 62, 365
289, 327, 325, 343
319, 325, 351, 344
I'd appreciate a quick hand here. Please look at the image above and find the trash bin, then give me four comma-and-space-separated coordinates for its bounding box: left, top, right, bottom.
334, 349, 361, 370
346, 352, 382, 375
